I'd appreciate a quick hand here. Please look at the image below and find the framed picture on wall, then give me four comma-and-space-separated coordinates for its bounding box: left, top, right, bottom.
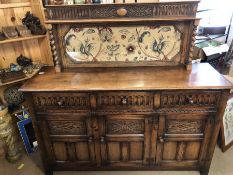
220, 93, 233, 152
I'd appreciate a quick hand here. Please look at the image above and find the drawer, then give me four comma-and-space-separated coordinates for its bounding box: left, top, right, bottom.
96, 92, 154, 112
46, 3, 198, 20
161, 91, 221, 108
33, 93, 90, 112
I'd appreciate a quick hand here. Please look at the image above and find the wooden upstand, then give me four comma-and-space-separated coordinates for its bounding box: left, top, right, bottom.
20, 64, 233, 175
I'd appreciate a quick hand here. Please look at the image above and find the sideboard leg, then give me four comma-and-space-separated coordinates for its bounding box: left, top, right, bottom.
200, 169, 209, 175
44, 169, 53, 175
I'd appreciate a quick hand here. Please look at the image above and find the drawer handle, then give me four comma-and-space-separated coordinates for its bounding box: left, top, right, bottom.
117, 8, 127, 17
121, 98, 128, 105
88, 136, 93, 143
57, 100, 64, 106
188, 97, 194, 104
159, 136, 164, 143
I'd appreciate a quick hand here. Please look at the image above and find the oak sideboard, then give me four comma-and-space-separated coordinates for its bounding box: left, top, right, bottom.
20, 1, 233, 175
20, 64, 233, 175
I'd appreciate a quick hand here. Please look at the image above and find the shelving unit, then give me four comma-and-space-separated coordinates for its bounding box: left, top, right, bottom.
0, 2, 31, 9
0, 35, 46, 44
0, 0, 53, 69
0, 0, 53, 82
0, 68, 40, 87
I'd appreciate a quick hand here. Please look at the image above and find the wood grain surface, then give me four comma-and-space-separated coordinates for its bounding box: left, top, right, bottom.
20, 63, 233, 92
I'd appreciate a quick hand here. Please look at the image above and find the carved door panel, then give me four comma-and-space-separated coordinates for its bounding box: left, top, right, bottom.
39, 114, 96, 168
156, 114, 212, 168
98, 115, 156, 167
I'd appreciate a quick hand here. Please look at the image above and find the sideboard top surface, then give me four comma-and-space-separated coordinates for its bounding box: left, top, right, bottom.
20, 63, 233, 92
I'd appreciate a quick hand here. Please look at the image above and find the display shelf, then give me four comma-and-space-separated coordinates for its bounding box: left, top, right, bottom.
0, 2, 31, 9
0, 35, 46, 45
0, 68, 40, 87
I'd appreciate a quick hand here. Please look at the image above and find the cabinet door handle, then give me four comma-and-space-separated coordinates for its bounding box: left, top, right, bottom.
88, 136, 93, 143
100, 136, 105, 143
159, 136, 164, 143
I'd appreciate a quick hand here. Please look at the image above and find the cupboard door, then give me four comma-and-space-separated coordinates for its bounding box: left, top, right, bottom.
156, 114, 212, 168
39, 114, 95, 169
98, 115, 154, 167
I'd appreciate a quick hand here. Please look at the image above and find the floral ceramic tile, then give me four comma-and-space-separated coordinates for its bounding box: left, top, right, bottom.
223, 97, 233, 145
64, 26, 181, 63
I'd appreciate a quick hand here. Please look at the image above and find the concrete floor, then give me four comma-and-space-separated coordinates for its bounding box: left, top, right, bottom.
0, 146, 233, 175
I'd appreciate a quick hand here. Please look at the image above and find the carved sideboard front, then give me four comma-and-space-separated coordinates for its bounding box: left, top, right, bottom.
20, 64, 233, 175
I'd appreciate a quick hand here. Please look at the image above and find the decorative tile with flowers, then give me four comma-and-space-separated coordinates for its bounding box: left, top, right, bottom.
64, 25, 181, 63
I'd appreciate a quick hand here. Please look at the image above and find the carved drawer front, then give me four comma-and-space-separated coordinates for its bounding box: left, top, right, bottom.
33, 92, 90, 112
46, 2, 198, 20
96, 92, 154, 112
161, 91, 221, 108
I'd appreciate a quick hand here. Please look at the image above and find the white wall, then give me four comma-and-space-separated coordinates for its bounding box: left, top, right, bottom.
197, 0, 233, 45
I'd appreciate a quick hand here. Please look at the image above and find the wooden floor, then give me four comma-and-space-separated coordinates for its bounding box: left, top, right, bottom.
0, 146, 233, 175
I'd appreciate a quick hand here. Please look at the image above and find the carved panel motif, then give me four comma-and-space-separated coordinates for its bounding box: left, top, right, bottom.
97, 93, 153, 108
166, 120, 204, 134
49, 121, 87, 135
106, 120, 144, 134
33, 93, 89, 110
161, 91, 220, 107
157, 108, 217, 113
176, 142, 186, 161
46, 3, 198, 20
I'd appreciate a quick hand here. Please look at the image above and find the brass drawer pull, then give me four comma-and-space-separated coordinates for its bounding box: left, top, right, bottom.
117, 8, 127, 17
188, 97, 194, 104
57, 100, 64, 106
121, 97, 128, 105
